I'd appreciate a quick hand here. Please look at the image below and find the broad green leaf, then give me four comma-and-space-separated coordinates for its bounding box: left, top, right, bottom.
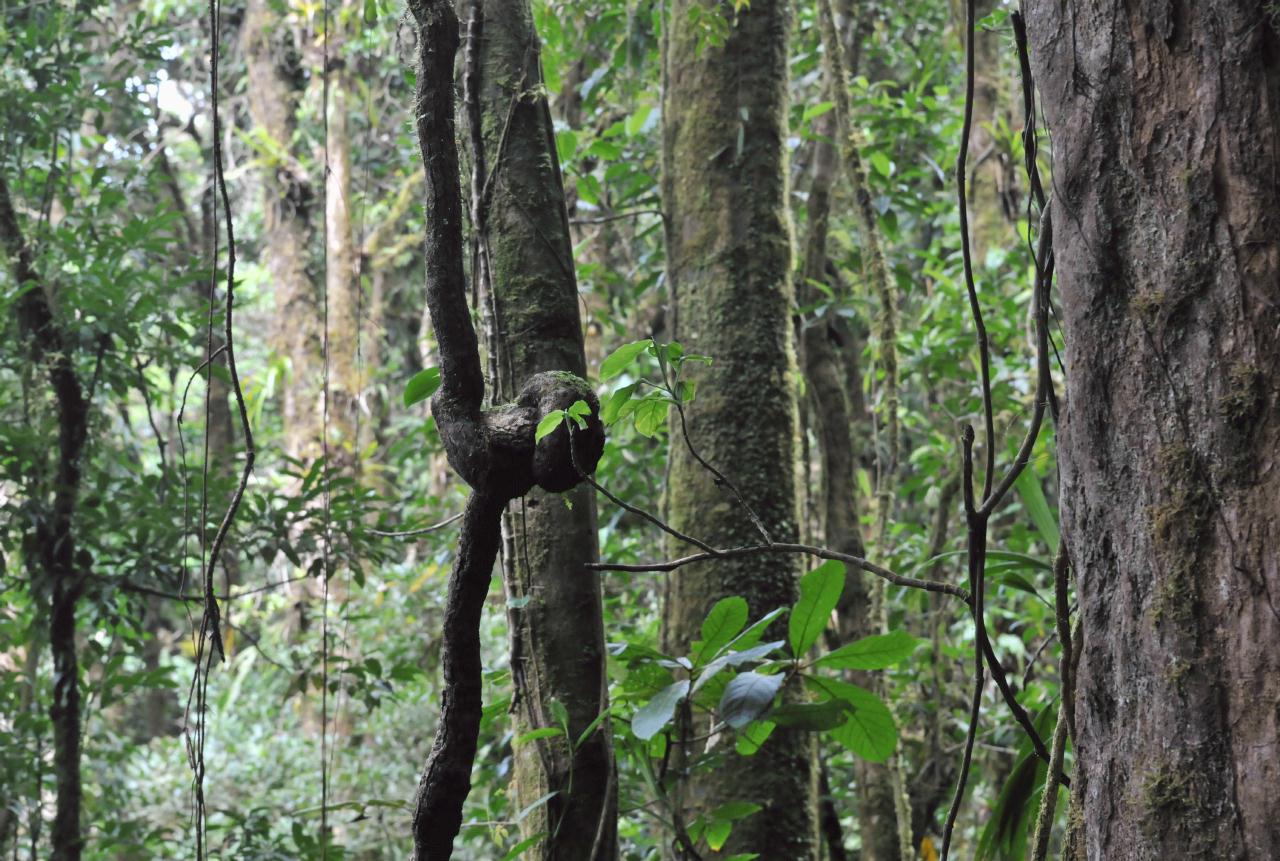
566, 399, 591, 427
816, 629, 921, 671
402, 367, 441, 407
600, 339, 652, 380
789, 560, 845, 656
1015, 468, 1060, 554
555, 129, 577, 164
729, 607, 786, 651
535, 411, 565, 443
713, 801, 762, 821
734, 720, 775, 756
697, 596, 749, 663
632, 397, 669, 437
706, 820, 732, 851
808, 677, 898, 761
870, 151, 892, 177
632, 679, 690, 740
719, 671, 785, 729
601, 383, 638, 425
767, 699, 852, 730
802, 100, 835, 123
693, 640, 784, 693
625, 104, 653, 136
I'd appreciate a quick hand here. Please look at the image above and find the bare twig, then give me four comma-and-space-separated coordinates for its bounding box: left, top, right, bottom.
588, 542, 969, 600
365, 511, 464, 538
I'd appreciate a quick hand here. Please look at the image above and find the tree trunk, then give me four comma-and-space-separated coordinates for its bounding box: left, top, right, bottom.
468, 0, 618, 856
660, 1, 818, 857
325, 58, 363, 466
242, 0, 322, 463
1026, 3, 1280, 856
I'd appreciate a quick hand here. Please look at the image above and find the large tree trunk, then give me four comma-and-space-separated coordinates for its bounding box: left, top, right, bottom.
469, 1, 618, 857
660, 1, 818, 857
1026, 3, 1280, 856
242, 0, 322, 463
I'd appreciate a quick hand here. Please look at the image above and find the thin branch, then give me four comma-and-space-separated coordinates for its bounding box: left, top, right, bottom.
955, 0, 996, 503
587, 542, 969, 600
663, 362, 772, 544
107, 574, 310, 604
570, 434, 715, 553
1029, 692, 1070, 860
365, 511, 464, 538
570, 207, 664, 226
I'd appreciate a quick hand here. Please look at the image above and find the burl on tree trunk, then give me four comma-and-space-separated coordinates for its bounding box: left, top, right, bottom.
405, 2, 604, 859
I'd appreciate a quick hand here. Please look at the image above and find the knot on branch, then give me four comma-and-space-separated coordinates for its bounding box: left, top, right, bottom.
437, 371, 604, 499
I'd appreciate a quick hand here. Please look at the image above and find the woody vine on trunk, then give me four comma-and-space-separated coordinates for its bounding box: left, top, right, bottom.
405, 2, 605, 859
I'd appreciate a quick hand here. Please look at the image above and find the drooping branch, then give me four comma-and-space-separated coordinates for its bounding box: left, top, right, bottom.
411, 490, 506, 859
410, 0, 483, 425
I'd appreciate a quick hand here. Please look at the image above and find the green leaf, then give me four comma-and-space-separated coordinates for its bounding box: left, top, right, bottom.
501, 831, 548, 861
566, 399, 591, 428
514, 726, 565, 747
729, 607, 787, 651
789, 560, 845, 656
697, 596, 749, 663
802, 100, 835, 123
734, 720, 775, 756
1015, 468, 1059, 554
767, 699, 853, 730
706, 820, 732, 851
362, 0, 377, 23
402, 367, 441, 407
624, 104, 653, 136
535, 411, 566, 443
601, 383, 638, 425
575, 707, 612, 750
912, 549, 1052, 577
989, 570, 1049, 604
632, 397, 669, 437
870, 150, 892, 177
713, 801, 762, 821
632, 680, 689, 740
555, 129, 577, 164
693, 640, 784, 693
719, 671, 785, 729
808, 677, 898, 762
816, 629, 921, 671
600, 339, 652, 380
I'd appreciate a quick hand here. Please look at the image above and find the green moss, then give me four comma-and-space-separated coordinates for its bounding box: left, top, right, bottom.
1219, 361, 1263, 422
1139, 760, 1213, 853
1147, 443, 1213, 625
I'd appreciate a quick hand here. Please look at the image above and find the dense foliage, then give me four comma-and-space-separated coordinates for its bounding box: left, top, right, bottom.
1, 0, 1070, 858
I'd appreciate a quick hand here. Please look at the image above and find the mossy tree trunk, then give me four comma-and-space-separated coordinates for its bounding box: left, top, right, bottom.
660, 1, 818, 857
243, 0, 322, 463
467, 0, 618, 857
1027, 2, 1280, 855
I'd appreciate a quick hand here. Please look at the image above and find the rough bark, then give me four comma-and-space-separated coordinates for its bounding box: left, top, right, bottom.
1026, 3, 1280, 857
405, 3, 606, 858
242, 0, 322, 462
468, 0, 618, 857
660, 1, 818, 857
1, 172, 88, 861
